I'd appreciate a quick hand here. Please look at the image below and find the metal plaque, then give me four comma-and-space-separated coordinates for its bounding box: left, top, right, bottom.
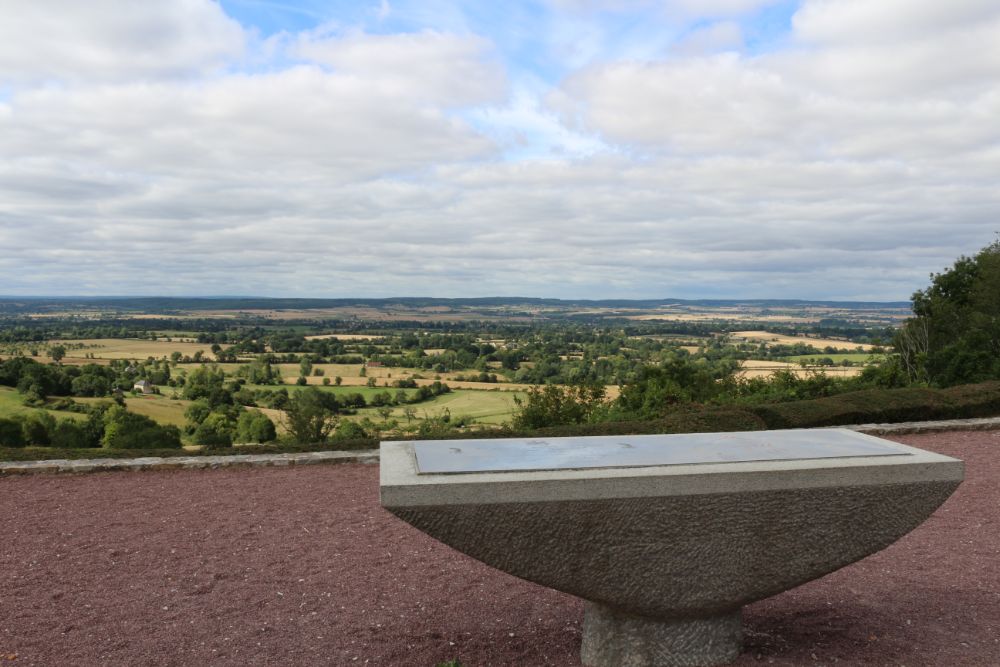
413, 430, 909, 474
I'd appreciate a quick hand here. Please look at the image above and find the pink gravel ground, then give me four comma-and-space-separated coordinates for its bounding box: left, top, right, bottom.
1, 430, 997, 666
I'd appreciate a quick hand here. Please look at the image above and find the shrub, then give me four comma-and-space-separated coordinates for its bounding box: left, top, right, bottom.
512, 384, 606, 429
50, 419, 98, 449
102, 405, 182, 449
235, 410, 277, 444
335, 420, 369, 440
747, 382, 1000, 429
21, 411, 56, 445
0, 417, 26, 447
530, 407, 767, 438
192, 412, 235, 448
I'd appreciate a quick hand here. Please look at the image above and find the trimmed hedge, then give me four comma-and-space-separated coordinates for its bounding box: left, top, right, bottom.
748, 381, 1000, 429
530, 408, 767, 438
0, 437, 382, 462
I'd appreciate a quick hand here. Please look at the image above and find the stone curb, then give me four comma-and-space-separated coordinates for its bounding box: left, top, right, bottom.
2, 416, 998, 477
0, 449, 379, 476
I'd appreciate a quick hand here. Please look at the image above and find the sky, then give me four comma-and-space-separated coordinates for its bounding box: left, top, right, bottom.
1, 0, 998, 301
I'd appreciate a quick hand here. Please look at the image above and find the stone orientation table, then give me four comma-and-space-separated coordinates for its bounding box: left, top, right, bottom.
380, 429, 963, 667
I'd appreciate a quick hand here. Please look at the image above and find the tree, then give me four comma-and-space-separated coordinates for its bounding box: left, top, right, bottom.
182, 365, 229, 404
49, 345, 66, 364
513, 383, 606, 429
898, 238, 1000, 385
283, 387, 338, 444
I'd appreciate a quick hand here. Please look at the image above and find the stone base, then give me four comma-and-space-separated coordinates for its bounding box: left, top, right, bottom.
581, 603, 742, 667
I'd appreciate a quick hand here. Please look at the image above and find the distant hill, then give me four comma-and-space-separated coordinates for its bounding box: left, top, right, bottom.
0, 295, 911, 313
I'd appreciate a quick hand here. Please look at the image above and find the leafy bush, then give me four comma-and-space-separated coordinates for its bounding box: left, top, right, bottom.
102, 405, 182, 449
21, 411, 56, 445
0, 417, 26, 448
192, 412, 234, 448
235, 410, 277, 443
50, 420, 99, 449
512, 384, 607, 429
334, 420, 369, 440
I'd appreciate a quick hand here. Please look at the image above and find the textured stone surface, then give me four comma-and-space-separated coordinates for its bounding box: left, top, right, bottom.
848, 416, 1000, 435
388, 480, 959, 619
582, 604, 741, 667
0, 449, 378, 476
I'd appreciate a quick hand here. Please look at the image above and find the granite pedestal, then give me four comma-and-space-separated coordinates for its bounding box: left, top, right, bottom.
380, 429, 962, 667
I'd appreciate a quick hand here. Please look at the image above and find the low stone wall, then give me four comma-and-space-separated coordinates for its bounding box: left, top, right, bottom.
0, 449, 378, 476
845, 416, 1000, 435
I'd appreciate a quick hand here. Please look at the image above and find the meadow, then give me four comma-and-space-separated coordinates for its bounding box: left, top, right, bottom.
0, 386, 86, 421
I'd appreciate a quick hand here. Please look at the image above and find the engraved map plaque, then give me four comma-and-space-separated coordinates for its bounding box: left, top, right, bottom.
413, 430, 909, 474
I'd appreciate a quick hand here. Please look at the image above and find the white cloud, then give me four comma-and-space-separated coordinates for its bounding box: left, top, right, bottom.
291, 29, 507, 107
792, 0, 1000, 46
0, 0, 246, 85
1, 1, 998, 300
551, 1, 1000, 162
671, 22, 744, 56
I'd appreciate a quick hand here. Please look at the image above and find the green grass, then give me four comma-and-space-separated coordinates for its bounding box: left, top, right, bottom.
0, 387, 87, 422
0, 387, 28, 418
245, 384, 420, 400
123, 395, 191, 427
248, 384, 522, 425
355, 389, 525, 425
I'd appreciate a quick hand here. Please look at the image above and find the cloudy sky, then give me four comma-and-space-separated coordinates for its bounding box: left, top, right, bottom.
1, 1, 998, 300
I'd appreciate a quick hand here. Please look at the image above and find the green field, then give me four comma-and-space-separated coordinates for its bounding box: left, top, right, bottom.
405, 389, 524, 424
0, 387, 86, 422
116, 384, 521, 434
123, 395, 191, 427
250, 384, 523, 426
245, 383, 419, 401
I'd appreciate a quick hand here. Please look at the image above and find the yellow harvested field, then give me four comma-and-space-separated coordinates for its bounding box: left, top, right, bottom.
730, 331, 873, 352
628, 313, 819, 323
303, 334, 383, 341
737, 359, 862, 378
56, 338, 215, 360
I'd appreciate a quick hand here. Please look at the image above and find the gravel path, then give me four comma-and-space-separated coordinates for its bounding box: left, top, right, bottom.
1, 430, 997, 666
